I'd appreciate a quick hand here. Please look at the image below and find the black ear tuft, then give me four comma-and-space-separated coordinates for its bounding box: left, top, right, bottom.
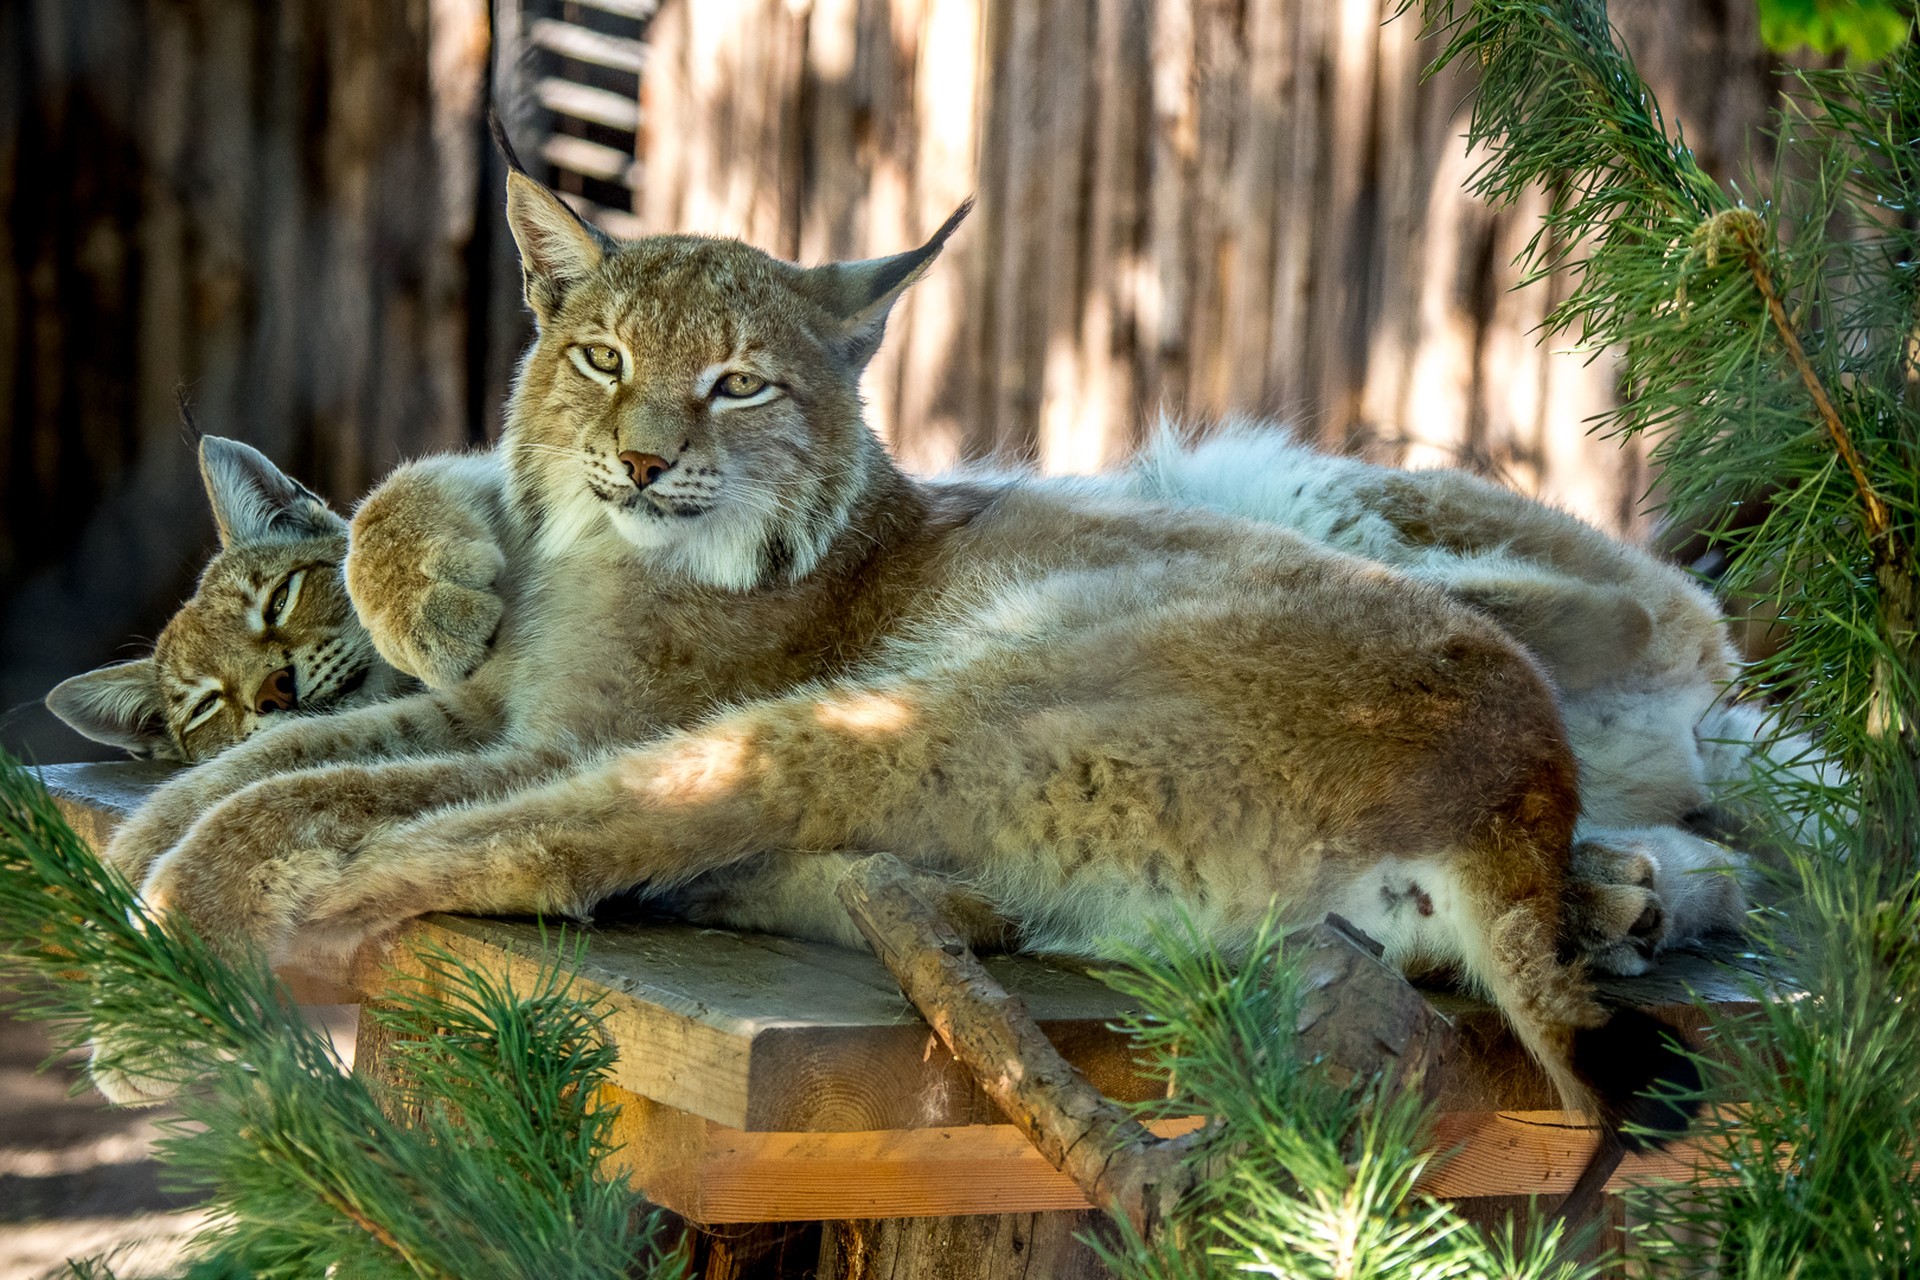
489, 109, 529, 175
175, 386, 203, 443
1570, 1006, 1703, 1151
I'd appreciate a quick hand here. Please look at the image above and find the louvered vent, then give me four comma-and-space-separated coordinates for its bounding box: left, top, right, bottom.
525, 0, 653, 236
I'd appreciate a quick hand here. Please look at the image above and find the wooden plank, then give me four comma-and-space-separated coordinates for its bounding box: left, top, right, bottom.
540, 132, 639, 185
1420, 1109, 1721, 1200
604, 1090, 1730, 1224
535, 76, 641, 131
396, 913, 1163, 1132
529, 17, 647, 74
568, 0, 659, 20
38, 759, 175, 850
605, 1089, 1205, 1222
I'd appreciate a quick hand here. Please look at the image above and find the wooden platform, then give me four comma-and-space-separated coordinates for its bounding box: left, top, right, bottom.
37, 760, 1762, 1227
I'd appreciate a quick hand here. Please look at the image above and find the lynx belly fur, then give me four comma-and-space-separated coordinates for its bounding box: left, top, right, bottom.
102, 161, 1700, 1135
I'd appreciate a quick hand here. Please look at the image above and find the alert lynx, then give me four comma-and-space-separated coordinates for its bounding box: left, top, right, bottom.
101, 156, 1702, 1136
46, 436, 410, 762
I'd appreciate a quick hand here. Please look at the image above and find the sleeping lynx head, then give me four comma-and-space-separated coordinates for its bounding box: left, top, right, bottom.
499, 166, 969, 589
45, 437, 408, 762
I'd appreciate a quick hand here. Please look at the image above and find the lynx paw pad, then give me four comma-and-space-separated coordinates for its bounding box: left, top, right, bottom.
1565, 841, 1669, 976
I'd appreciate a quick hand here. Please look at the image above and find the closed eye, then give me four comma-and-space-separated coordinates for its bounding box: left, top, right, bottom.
183, 691, 224, 733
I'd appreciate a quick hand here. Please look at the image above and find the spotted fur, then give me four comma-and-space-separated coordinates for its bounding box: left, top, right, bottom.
102, 168, 1698, 1135
45, 438, 410, 762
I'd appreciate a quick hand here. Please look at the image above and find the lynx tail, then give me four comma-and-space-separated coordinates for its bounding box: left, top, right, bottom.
1569, 1005, 1703, 1150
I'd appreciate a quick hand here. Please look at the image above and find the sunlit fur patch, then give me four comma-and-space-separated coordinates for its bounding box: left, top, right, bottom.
632, 732, 754, 804
814, 691, 916, 737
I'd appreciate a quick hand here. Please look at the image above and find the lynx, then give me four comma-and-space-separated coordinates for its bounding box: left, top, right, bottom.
45, 436, 411, 762
61, 430, 1757, 981
99, 158, 1703, 1137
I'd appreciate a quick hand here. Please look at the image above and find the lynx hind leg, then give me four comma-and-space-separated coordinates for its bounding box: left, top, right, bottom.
1458, 881, 1700, 1143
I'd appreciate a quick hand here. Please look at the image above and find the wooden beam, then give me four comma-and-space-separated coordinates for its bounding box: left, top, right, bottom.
598, 1092, 1722, 1225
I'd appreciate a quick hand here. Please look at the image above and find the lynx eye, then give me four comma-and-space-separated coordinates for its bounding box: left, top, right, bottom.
713, 372, 768, 399
184, 691, 224, 733
585, 344, 623, 374
262, 569, 305, 627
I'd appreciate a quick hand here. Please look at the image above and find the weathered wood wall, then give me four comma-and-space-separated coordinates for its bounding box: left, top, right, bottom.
1, 0, 497, 759
636, 0, 1778, 530
4, 0, 1782, 760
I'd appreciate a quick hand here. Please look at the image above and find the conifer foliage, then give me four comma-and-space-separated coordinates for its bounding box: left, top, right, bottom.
0, 758, 684, 1280
1430, 2, 1920, 1271
1091, 918, 1599, 1280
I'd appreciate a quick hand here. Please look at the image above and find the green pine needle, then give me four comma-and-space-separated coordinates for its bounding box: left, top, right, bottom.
0, 755, 686, 1280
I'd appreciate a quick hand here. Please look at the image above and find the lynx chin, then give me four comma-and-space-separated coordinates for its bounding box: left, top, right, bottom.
103, 154, 1706, 1142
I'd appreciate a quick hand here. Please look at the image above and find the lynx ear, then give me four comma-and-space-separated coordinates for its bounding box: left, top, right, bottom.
500, 171, 609, 328
494, 110, 610, 324
198, 436, 345, 548
798, 199, 972, 370
45, 659, 173, 758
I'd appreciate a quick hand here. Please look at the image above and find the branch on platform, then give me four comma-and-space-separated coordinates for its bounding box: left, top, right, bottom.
836, 853, 1455, 1238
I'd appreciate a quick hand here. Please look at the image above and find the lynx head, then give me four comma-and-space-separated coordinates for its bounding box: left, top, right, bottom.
497, 155, 968, 589
46, 437, 406, 762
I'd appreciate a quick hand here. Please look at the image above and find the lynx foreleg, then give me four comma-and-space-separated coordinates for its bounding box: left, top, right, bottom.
281, 682, 985, 957
140, 744, 570, 967
106, 689, 497, 887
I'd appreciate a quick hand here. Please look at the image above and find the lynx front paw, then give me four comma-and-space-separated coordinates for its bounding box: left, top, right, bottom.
140, 781, 353, 962
104, 782, 221, 888
348, 526, 505, 688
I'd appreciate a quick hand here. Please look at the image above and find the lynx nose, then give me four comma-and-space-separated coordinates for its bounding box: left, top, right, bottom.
254, 667, 298, 715
618, 451, 670, 489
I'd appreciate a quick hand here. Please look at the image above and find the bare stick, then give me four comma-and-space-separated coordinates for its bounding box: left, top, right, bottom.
836, 855, 1455, 1237
836, 854, 1199, 1234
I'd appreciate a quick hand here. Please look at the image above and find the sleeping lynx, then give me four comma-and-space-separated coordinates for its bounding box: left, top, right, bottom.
99, 157, 1706, 1135
45, 436, 411, 762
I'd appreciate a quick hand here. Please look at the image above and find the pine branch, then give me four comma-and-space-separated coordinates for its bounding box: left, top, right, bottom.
1410, 3, 1920, 1272
1700, 206, 1893, 547
0, 756, 681, 1280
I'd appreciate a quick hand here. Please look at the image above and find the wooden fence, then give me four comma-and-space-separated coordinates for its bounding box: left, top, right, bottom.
1, 0, 498, 757
3, 0, 1782, 759
634, 0, 1778, 528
